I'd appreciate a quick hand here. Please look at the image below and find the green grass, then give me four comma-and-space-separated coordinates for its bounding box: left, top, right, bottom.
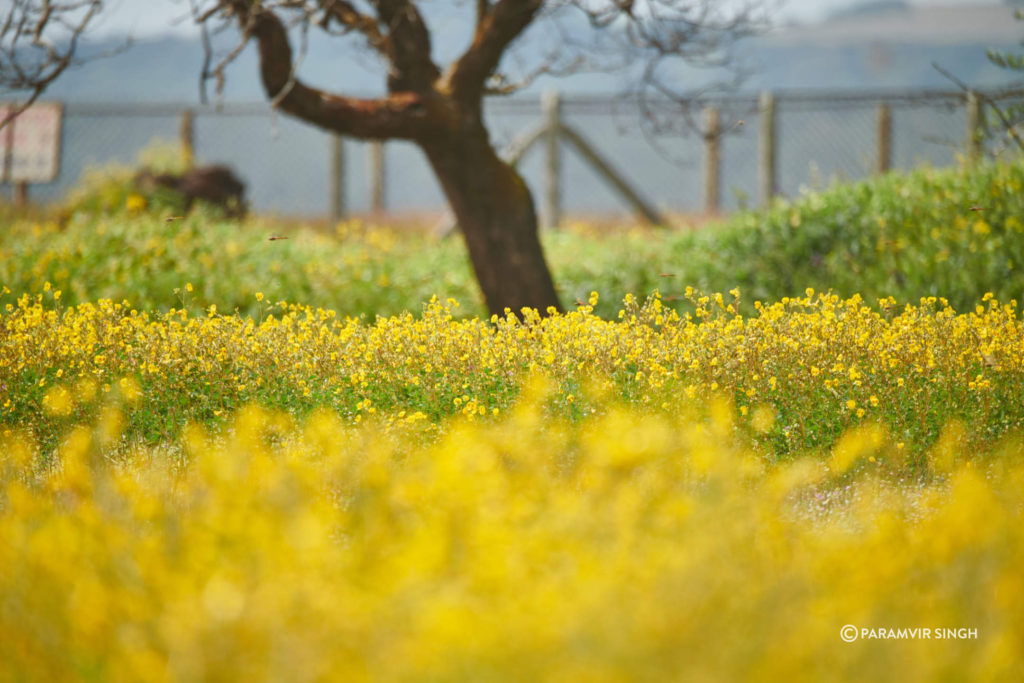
4, 158, 1024, 321
0, 213, 481, 319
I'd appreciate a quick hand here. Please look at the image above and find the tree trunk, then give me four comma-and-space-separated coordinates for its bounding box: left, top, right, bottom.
421, 126, 562, 317
231, 2, 560, 317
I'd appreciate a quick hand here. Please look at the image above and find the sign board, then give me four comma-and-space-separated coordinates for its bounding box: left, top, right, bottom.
1, 102, 62, 183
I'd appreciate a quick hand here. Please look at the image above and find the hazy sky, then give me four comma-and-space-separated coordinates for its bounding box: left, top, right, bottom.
92, 0, 1008, 38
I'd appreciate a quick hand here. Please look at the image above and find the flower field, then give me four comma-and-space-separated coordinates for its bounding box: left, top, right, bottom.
3, 288, 1024, 679
3, 288, 1022, 463
3, 393, 1023, 680
3, 159, 1024, 680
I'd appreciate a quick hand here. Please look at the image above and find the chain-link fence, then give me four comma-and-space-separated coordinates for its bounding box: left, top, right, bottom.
3, 88, 1017, 218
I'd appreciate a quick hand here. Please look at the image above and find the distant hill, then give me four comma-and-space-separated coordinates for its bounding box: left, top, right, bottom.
742, 3, 1022, 90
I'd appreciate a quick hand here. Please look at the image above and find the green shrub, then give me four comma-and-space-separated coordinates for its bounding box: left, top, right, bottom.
60, 140, 189, 218
664, 159, 1024, 312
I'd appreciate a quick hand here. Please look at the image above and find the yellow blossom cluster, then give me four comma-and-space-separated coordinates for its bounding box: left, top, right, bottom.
1, 393, 1022, 680
2, 289, 1022, 461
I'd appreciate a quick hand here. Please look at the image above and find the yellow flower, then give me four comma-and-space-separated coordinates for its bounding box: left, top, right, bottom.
125, 193, 147, 212
42, 385, 74, 416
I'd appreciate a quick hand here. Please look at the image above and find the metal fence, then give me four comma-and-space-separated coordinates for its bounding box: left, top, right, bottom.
2, 88, 1016, 220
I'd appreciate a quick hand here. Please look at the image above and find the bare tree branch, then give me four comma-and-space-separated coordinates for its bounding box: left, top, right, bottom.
371, 0, 441, 91
0, 0, 110, 128
483, 53, 583, 94
213, 1, 442, 140
317, 0, 388, 54
933, 60, 1024, 155
447, 0, 545, 104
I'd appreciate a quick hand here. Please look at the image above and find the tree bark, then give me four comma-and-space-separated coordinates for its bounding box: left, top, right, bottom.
421, 124, 562, 317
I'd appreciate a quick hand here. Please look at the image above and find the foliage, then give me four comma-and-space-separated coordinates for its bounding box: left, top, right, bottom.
668, 158, 1024, 312
541, 159, 1024, 316
0, 216, 482, 320
6, 158, 1024, 322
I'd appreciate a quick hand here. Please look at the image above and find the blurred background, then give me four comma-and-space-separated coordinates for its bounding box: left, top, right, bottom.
2, 0, 1023, 221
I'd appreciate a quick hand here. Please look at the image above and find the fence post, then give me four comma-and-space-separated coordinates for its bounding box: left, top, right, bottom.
180, 108, 195, 169
542, 90, 561, 230
559, 124, 666, 226
369, 140, 385, 213
965, 91, 984, 164
758, 90, 777, 207
14, 181, 28, 207
876, 101, 891, 174
330, 133, 345, 222
703, 106, 721, 214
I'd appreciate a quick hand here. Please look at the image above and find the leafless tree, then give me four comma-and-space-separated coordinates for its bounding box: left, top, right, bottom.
2, 0, 769, 315
0, 0, 109, 128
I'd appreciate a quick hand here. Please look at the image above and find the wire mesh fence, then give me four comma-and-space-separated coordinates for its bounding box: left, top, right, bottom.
2, 88, 1018, 219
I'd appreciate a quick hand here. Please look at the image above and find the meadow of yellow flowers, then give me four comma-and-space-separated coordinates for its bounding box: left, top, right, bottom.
3, 287, 1022, 460
2, 279, 1024, 680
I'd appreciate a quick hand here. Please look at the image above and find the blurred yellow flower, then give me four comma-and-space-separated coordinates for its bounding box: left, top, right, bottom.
125, 193, 147, 213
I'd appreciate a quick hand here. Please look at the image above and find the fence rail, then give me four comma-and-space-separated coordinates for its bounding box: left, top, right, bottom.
3, 87, 1020, 222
